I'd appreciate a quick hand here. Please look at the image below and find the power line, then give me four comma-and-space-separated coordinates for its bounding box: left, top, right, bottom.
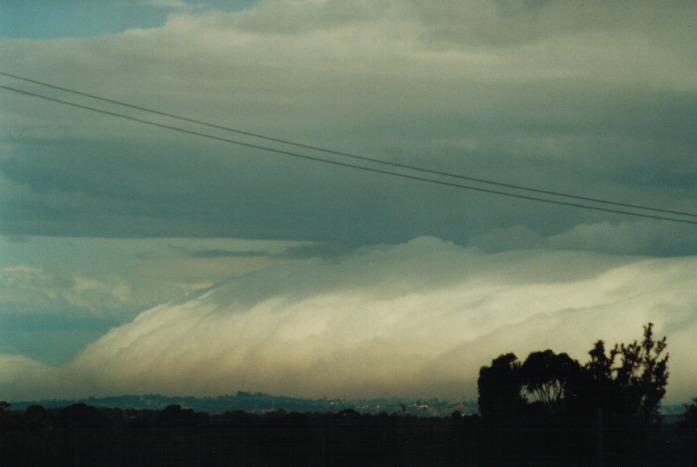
1, 83, 696, 226
2, 70, 695, 220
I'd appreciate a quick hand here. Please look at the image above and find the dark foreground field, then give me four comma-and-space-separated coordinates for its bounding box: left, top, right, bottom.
1, 403, 696, 466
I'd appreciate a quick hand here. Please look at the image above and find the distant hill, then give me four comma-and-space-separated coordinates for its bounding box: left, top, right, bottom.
9, 391, 478, 417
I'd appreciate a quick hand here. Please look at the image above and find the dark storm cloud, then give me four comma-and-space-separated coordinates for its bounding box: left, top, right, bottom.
1, 126, 695, 252
1, 0, 695, 254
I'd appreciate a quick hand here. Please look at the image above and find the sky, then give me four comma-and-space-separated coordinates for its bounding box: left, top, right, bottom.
0, 0, 696, 404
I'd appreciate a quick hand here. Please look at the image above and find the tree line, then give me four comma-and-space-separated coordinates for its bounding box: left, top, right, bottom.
0, 402, 479, 466
476, 322, 688, 466
1, 323, 696, 465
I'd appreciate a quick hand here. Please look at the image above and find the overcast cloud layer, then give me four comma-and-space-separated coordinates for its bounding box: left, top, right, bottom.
1, 1, 696, 402
2, 0, 696, 249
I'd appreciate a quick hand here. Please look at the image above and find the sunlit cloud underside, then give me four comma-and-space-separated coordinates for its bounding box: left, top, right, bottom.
2, 238, 695, 403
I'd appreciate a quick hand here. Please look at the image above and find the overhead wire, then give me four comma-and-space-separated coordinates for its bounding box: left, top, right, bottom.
1, 70, 695, 220
1, 81, 696, 226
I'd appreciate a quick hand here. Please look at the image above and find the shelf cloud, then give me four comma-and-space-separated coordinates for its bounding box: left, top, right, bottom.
3, 238, 695, 403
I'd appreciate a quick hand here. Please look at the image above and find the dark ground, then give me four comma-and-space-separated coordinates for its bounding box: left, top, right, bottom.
1, 403, 695, 466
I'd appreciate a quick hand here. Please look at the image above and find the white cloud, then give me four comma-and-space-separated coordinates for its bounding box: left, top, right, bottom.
3, 238, 695, 403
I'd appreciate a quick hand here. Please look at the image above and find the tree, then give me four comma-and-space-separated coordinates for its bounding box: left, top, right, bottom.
522, 350, 581, 411
582, 322, 669, 425
59, 403, 110, 429
477, 323, 669, 425
477, 353, 525, 418
476, 323, 670, 465
478, 350, 584, 417
156, 404, 203, 427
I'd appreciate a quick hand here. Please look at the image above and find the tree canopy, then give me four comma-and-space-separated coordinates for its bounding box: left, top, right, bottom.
478, 323, 669, 423
477, 323, 670, 465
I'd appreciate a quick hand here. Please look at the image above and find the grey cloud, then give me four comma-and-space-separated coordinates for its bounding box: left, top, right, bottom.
187, 248, 270, 258
135, 250, 165, 260
547, 221, 697, 257
136, 0, 192, 10
5, 235, 30, 243
468, 221, 697, 257
226, 0, 377, 34
467, 225, 543, 253
0, 1, 695, 255
273, 242, 354, 259
407, 0, 697, 49
1, 130, 693, 251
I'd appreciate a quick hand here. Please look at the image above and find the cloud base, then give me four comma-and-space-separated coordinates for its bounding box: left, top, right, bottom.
3, 238, 696, 404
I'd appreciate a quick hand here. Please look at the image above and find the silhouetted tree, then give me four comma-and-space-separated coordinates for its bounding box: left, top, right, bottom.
23, 404, 54, 431
476, 323, 670, 465
581, 322, 669, 426
155, 404, 204, 427
59, 403, 109, 429
478, 350, 584, 418
521, 350, 581, 411
478, 324, 668, 421
477, 353, 525, 418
